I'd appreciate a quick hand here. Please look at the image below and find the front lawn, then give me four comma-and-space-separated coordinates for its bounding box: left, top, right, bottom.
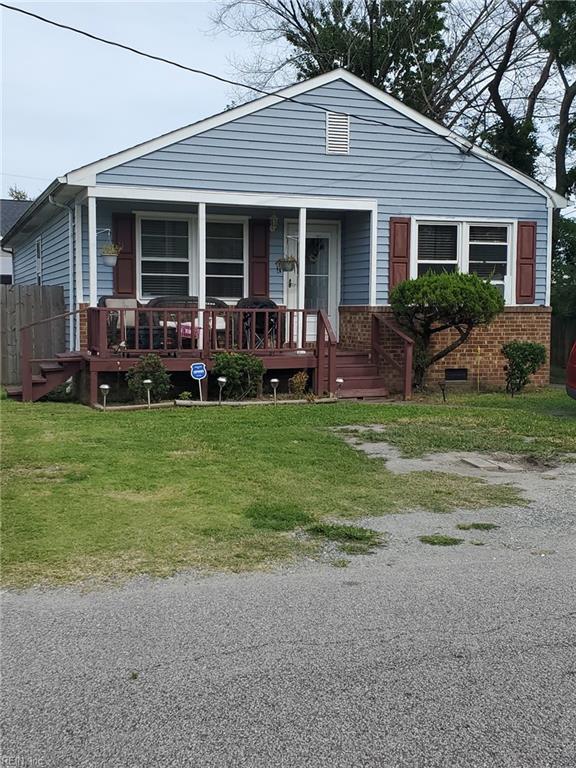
1, 389, 574, 587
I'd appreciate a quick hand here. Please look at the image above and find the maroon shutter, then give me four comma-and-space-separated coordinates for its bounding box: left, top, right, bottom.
389, 217, 411, 291
249, 219, 269, 298
516, 221, 536, 304
112, 214, 136, 297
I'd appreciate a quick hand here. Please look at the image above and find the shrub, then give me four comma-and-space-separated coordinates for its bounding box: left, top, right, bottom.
126, 354, 171, 402
391, 272, 504, 387
212, 352, 265, 400
288, 370, 309, 397
178, 391, 193, 401
502, 341, 546, 395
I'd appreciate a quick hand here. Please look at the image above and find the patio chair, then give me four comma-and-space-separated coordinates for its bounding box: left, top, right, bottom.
236, 297, 279, 350
146, 296, 229, 349
97, 296, 141, 349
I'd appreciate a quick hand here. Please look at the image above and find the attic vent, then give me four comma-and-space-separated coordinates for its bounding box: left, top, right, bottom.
326, 112, 350, 154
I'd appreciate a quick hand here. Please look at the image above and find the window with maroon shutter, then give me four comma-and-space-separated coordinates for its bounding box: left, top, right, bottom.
389, 217, 411, 290
516, 221, 536, 304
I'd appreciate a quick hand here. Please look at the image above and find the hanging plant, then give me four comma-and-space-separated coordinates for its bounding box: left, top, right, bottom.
275, 255, 298, 273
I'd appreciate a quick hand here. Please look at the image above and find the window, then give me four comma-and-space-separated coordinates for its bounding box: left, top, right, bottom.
206, 221, 245, 300
326, 112, 350, 154
415, 221, 512, 302
468, 225, 508, 296
417, 225, 458, 276
35, 238, 42, 285
140, 219, 190, 297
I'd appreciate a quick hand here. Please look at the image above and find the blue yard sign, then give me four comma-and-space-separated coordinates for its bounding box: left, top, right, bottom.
190, 363, 207, 381
190, 363, 208, 402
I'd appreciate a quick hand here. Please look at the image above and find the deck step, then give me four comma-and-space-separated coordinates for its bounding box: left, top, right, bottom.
5, 385, 23, 399
339, 387, 389, 400
339, 376, 385, 389
39, 362, 64, 374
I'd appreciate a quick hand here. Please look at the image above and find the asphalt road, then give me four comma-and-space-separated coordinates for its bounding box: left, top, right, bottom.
2, 461, 576, 768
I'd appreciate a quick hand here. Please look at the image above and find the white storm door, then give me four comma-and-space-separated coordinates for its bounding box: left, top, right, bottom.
285, 221, 340, 342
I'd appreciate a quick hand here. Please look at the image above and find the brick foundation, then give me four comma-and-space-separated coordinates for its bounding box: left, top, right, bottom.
339, 305, 551, 391
79, 303, 89, 350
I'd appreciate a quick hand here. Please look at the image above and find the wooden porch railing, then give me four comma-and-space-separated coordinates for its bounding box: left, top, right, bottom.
86, 306, 338, 395
20, 308, 85, 402
86, 307, 327, 356
371, 314, 414, 400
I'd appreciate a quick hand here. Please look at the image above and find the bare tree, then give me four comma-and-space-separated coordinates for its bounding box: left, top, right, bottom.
213, 0, 575, 196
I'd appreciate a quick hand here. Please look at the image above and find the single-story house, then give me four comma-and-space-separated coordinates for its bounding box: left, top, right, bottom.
3, 69, 567, 404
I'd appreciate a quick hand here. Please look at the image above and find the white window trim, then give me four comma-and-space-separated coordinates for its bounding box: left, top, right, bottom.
135, 212, 249, 303
205, 215, 249, 303
410, 217, 518, 306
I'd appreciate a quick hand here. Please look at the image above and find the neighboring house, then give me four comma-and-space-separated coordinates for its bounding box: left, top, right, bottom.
0, 199, 32, 284
3, 69, 567, 404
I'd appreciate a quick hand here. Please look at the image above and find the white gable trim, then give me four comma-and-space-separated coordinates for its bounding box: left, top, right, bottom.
65, 69, 565, 208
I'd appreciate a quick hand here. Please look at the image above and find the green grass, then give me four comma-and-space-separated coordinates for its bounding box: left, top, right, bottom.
306, 522, 384, 555
419, 535, 464, 546
1, 388, 574, 588
456, 522, 500, 531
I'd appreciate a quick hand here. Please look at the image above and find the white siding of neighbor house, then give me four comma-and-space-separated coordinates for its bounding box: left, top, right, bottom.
96, 79, 550, 305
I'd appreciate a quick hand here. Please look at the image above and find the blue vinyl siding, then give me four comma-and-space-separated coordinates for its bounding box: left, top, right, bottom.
12, 211, 71, 310
341, 211, 370, 305
97, 79, 550, 305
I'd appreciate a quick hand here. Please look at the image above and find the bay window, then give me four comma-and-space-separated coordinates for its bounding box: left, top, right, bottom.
414, 220, 513, 302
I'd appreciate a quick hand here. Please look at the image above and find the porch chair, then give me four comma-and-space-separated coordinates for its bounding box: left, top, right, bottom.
97, 296, 140, 349
236, 297, 279, 350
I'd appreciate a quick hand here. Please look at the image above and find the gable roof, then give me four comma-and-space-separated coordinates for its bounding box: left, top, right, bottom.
63, 69, 566, 208
0, 199, 33, 238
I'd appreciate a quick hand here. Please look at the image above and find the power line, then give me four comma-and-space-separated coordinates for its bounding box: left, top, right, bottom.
0, 1, 432, 138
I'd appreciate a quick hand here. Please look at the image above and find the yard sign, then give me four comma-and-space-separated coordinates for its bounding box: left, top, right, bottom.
190, 363, 207, 402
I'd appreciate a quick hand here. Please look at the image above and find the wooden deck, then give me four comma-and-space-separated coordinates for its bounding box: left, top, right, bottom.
12, 305, 413, 404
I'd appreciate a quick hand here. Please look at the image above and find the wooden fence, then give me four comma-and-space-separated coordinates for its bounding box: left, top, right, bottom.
551, 315, 576, 370
0, 285, 66, 385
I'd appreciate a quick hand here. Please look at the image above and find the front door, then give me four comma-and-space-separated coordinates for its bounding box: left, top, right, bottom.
285, 221, 340, 341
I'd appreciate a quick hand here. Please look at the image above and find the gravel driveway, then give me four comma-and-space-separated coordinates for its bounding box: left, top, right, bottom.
2, 460, 575, 768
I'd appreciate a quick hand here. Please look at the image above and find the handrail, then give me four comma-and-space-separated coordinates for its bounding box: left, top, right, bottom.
20, 308, 84, 332
371, 313, 414, 400
20, 307, 86, 402
317, 309, 337, 395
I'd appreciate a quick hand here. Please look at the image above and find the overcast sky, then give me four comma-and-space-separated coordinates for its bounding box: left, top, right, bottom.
1, 1, 265, 198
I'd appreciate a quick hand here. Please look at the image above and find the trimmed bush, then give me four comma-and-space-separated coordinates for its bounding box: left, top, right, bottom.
391, 272, 504, 387
126, 354, 171, 402
502, 341, 546, 395
212, 352, 265, 400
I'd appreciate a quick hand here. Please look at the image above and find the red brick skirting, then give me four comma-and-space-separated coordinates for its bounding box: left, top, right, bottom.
339, 305, 551, 390
79, 303, 89, 350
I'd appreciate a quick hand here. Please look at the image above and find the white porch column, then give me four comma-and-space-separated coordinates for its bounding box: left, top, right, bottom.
369, 205, 378, 306
74, 201, 84, 349
197, 202, 207, 348
297, 207, 307, 347
87, 195, 97, 307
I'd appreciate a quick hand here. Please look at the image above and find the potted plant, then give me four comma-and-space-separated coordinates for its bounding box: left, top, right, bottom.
101, 242, 122, 268
275, 255, 298, 273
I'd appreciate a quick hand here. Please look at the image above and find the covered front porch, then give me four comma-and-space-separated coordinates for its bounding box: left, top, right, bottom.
16, 189, 413, 404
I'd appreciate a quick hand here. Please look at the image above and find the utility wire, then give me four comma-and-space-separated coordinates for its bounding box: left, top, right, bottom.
0, 1, 432, 137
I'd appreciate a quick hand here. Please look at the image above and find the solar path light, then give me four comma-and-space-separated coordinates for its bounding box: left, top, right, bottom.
335, 377, 344, 399
143, 378, 152, 409
217, 376, 227, 405
270, 378, 279, 405
99, 383, 110, 410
